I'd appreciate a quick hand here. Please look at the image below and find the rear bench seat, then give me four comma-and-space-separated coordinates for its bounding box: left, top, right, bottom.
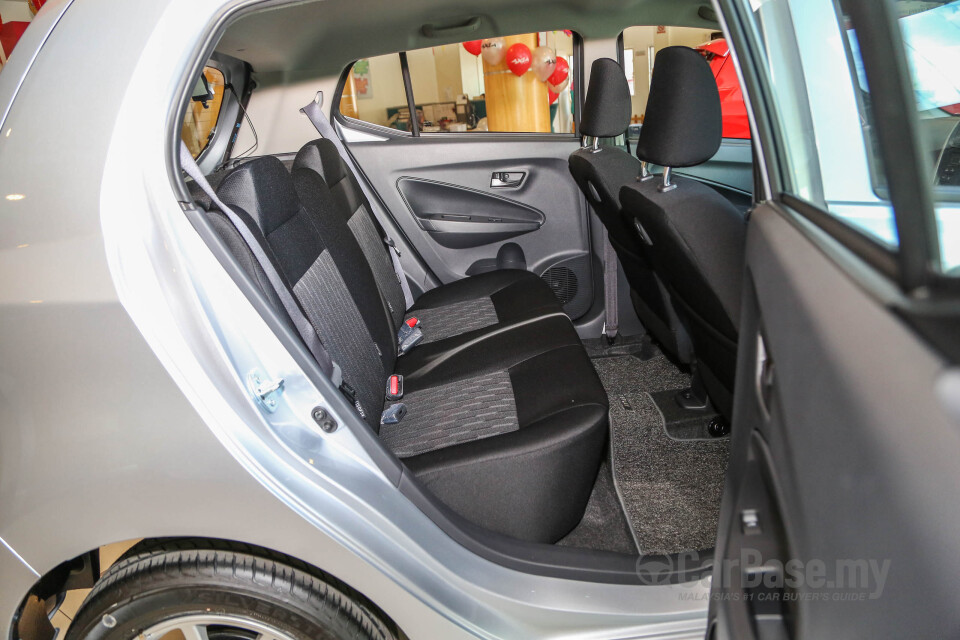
197, 140, 608, 543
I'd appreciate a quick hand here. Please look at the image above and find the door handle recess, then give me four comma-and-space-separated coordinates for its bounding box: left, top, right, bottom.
491, 172, 525, 188
756, 332, 775, 419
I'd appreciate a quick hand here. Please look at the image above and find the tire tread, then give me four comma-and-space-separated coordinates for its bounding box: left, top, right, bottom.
67, 539, 395, 640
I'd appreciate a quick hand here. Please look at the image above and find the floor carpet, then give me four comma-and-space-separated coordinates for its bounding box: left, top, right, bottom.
592, 354, 729, 556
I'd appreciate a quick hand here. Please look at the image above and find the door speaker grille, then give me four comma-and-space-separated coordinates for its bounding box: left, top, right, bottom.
543, 266, 578, 304
541, 255, 592, 319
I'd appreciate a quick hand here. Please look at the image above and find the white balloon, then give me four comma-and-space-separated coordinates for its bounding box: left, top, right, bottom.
531, 46, 557, 83
548, 77, 569, 93
480, 38, 506, 66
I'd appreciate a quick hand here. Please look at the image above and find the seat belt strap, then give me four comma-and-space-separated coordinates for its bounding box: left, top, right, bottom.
384, 237, 415, 310
301, 93, 415, 310
602, 227, 619, 343
179, 142, 342, 386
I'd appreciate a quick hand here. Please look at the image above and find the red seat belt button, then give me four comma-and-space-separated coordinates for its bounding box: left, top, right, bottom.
386, 374, 404, 400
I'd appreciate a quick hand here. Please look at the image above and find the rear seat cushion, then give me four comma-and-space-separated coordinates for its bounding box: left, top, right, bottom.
380, 369, 518, 458
398, 345, 608, 543
411, 298, 499, 346
395, 313, 580, 389
409, 268, 563, 328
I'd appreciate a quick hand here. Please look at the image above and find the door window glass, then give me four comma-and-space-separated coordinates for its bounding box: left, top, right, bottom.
339, 54, 411, 130
341, 31, 576, 134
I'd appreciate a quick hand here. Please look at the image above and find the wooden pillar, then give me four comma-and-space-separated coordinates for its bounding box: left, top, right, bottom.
482, 34, 551, 132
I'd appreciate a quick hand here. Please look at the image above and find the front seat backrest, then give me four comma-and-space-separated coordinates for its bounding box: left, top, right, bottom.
620, 46, 746, 418
568, 58, 690, 362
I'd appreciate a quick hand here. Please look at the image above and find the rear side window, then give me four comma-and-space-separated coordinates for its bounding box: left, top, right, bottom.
181, 66, 226, 158
339, 55, 408, 128
621, 25, 750, 140
339, 31, 576, 134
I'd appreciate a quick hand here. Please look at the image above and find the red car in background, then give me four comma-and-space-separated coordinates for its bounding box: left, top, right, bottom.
696, 38, 751, 139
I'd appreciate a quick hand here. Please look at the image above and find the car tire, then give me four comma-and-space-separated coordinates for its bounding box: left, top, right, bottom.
65, 542, 396, 640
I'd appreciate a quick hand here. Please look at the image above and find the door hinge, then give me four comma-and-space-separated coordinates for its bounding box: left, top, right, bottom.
247, 369, 285, 413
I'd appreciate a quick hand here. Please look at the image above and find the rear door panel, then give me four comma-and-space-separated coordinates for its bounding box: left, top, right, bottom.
710, 203, 960, 638
349, 136, 596, 319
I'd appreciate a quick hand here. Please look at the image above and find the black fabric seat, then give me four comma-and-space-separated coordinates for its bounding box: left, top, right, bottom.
293, 139, 564, 344
569, 58, 689, 361
619, 46, 747, 418
201, 154, 608, 544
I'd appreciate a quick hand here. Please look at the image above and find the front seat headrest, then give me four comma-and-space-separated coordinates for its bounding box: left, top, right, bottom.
636, 46, 722, 168
579, 58, 631, 138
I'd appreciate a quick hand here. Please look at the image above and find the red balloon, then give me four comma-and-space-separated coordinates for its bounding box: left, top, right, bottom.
463, 40, 482, 56
548, 90, 559, 105
548, 57, 569, 86
506, 43, 532, 76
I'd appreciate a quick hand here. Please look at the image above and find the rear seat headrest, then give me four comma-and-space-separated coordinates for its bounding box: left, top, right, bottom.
636, 46, 722, 168
294, 139, 349, 187
579, 58, 632, 139
216, 156, 300, 236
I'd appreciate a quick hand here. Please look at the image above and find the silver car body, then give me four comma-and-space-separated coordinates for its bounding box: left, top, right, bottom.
0, 0, 714, 637
0, 0, 926, 637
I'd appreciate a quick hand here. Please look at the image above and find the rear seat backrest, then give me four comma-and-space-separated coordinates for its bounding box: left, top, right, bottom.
293, 140, 407, 329
290, 167, 399, 361
215, 156, 391, 430
199, 148, 611, 543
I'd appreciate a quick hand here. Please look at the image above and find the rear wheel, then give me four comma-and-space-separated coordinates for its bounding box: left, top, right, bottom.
65, 544, 395, 640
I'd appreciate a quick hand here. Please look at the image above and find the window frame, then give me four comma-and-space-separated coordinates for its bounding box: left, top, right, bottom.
842, 0, 949, 291
332, 32, 584, 140
188, 52, 252, 174
718, 0, 913, 283
721, 0, 960, 365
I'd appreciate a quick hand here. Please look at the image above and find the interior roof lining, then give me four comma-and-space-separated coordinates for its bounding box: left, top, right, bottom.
215, 0, 719, 82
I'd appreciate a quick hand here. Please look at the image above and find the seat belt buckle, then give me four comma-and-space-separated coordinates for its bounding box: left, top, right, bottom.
397, 318, 423, 355
381, 402, 407, 425
397, 323, 423, 355
385, 374, 404, 400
